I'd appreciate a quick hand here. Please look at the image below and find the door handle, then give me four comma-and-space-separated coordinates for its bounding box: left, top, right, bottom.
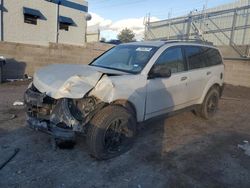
181, 76, 187, 81
207, 71, 211, 75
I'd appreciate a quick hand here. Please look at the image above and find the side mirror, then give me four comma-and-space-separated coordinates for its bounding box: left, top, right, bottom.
148, 65, 171, 79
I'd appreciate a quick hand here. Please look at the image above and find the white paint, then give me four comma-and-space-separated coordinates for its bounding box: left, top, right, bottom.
33, 64, 129, 99
33, 64, 103, 99
89, 74, 147, 122
32, 42, 225, 122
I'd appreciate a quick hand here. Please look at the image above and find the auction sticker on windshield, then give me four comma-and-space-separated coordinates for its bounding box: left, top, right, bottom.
136, 47, 152, 52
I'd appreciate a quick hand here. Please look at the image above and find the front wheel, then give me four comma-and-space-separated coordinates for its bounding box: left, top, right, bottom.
197, 87, 220, 119
86, 105, 136, 160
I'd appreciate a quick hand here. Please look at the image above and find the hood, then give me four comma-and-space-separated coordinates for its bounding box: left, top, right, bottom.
33, 64, 128, 99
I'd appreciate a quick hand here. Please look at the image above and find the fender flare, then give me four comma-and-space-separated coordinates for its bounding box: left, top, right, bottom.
198, 77, 223, 104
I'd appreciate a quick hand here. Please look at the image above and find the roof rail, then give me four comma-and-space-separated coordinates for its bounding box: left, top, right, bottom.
159, 39, 214, 46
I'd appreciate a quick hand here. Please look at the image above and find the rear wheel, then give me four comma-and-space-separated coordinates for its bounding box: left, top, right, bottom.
86, 105, 136, 160
197, 87, 220, 119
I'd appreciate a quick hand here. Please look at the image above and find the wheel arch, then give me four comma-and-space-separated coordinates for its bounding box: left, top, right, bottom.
198, 82, 223, 104
111, 99, 137, 121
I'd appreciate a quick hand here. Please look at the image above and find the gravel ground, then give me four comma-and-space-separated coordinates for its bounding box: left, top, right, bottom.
0, 81, 250, 188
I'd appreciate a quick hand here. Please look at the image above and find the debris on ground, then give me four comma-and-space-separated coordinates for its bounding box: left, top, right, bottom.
0, 148, 20, 170
9, 114, 16, 120
0, 113, 17, 122
6, 75, 32, 83
238, 141, 250, 156
24, 75, 33, 80
13, 101, 24, 106
7, 79, 25, 82
16, 170, 23, 174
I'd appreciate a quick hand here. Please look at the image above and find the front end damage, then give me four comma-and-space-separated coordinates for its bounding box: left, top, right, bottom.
24, 84, 105, 143
24, 64, 142, 148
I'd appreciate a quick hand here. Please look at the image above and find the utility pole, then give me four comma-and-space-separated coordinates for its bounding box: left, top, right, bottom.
0, 0, 4, 41
143, 14, 147, 40
148, 13, 151, 40
144, 13, 150, 40
167, 10, 172, 39
242, 0, 250, 44
201, 0, 208, 30
186, 12, 193, 40
230, 9, 237, 45
56, 0, 61, 43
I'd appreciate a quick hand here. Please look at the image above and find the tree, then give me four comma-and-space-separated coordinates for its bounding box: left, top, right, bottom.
117, 28, 135, 43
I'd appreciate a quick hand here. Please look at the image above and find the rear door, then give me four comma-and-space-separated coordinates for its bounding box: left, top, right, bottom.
184, 46, 208, 102
202, 47, 224, 84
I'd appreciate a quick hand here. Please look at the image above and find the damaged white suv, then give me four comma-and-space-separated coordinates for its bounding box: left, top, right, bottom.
24, 41, 224, 159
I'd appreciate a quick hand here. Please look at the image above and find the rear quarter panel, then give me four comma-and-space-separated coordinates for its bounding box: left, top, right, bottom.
197, 64, 224, 104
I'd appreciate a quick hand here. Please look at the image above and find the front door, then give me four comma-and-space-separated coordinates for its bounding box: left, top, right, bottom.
145, 46, 189, 120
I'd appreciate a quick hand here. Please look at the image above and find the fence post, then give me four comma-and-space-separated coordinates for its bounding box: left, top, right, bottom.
230, 9, 237, 45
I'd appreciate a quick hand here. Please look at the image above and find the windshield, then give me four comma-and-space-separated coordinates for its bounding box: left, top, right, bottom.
90, 45, 158, 74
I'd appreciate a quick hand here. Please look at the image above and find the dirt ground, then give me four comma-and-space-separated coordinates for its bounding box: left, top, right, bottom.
0, 81, 250, 188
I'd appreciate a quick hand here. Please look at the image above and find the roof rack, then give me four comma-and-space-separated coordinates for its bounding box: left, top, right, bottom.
159, 39, 214, 46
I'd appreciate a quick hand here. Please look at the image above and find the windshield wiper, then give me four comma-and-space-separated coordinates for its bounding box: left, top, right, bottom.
90, 64, 135, 74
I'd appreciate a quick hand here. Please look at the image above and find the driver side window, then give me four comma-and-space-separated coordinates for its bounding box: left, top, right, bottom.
154, 47, 185, 73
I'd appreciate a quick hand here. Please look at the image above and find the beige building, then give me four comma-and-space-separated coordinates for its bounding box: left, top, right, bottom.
0, 0, 89, 46
86, 25, 100, 42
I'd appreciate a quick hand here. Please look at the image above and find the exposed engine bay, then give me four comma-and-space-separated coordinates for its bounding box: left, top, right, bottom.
24, 83, 106, 142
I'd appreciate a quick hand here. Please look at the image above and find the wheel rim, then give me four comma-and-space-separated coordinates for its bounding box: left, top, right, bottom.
104, 118, 131, 153
207, 93, 218, 115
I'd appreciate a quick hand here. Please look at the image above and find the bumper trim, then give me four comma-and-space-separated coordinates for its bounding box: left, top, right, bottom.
27, 117, 75, 142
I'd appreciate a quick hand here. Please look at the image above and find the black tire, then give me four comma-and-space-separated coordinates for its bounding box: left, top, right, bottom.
198, 87, 220, 119
86, 105, 136, 160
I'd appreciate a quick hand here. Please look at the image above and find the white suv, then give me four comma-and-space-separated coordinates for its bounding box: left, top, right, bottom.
24, 41, 224, 159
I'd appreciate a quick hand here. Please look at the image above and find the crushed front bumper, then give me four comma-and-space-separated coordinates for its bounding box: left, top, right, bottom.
27, 117, 75, 142
24, 85, 81, 142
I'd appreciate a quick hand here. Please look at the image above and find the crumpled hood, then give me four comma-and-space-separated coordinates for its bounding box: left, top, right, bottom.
33, 64, 127, 99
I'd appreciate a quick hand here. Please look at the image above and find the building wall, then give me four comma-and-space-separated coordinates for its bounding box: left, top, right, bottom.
0, 41, 249, 88
87, 25, 100, 42
0, 0, 88, 46
224, 60, 250, 87
86, 33, 100, 42
0, 1, 2, 41
0, 41, 113, 79
58, 5, 86, 45
3, 0, 57, 46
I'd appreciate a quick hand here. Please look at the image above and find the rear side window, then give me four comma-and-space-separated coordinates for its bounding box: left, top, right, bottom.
202, 47, 223, 66
154, 47, 185, 73
185, 46, 206, 70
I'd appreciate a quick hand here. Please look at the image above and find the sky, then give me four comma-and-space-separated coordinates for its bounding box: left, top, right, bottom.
87, 0, 237, 40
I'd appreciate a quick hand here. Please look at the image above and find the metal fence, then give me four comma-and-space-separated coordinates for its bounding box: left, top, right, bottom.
145, 0, 250, 57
